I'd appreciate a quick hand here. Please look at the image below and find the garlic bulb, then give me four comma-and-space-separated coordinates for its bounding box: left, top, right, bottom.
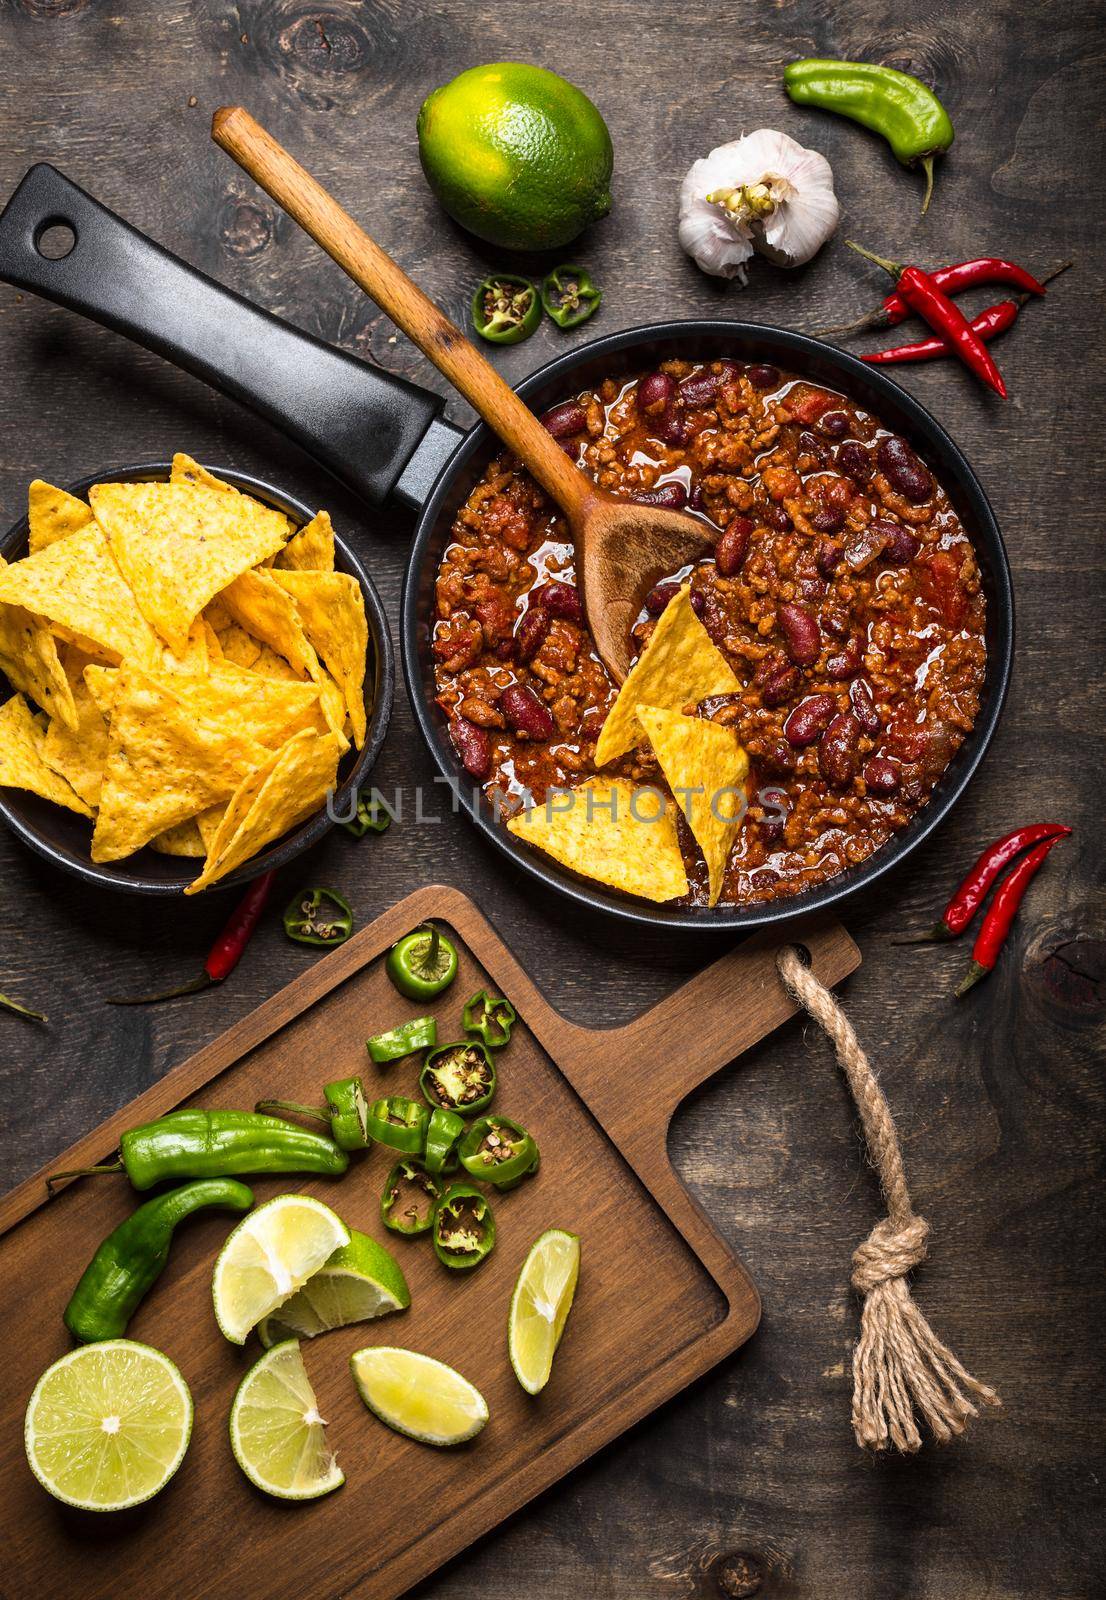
678, 129, 839, 282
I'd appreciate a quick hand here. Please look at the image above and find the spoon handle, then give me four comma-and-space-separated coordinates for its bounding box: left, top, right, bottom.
211, 106, 592, 520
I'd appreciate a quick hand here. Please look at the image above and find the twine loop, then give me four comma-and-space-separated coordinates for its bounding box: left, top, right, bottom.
850, 1215, 929, 1294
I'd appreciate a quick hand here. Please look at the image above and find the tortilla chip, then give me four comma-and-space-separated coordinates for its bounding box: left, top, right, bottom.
85, 659, 322, 754
196, 802, 226, 854
0, 693, 92, 816
594, 585, 741, 766
83, 663, 119, 722
160, 618, 209, 675
169, 455, 293, 538
88, 479, 290, 655
150, 819, 207, 857
215, 622, 262, 671
42, 653, 111, 810
507, 776, 687, 903
0, 555, 79, 732
0, 526, 160, 667
28, 481, 95, 553
271, 570, 368, 748
204, 598, 233, 633
220, 568, 317, 677
91, 666, 272, 861
275, 510, 335, 573
636, 705, 749, 906
186, 728, 342, 893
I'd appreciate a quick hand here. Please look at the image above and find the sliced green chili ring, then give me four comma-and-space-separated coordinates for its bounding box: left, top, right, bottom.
322, 1076, 370, 1150
540, 264, 602, 329
343, 791, 393, 838
424, 1107, 465, 1176
366, 1095, 428, 1155
432, 1182, 496, 1270
366, 1015, 438, 1065
419, 1041, 496, 1116
386, 923, 458, 1001
381, 1158, 441, 1236
471, 273, 542, 344
283, 886, 355, 947
458, 1115, 539, 1189
461, 989, 516, 1049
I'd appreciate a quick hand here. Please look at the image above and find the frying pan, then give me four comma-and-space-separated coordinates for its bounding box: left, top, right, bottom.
0, 163, 1014, 927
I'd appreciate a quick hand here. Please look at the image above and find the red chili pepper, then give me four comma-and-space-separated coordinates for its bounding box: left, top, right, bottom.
847, 242, 1007, 396
895, 823, 1071, 944
862, 299, 1019, 364
954, 836, 1066, 997
823, 257, 1049, 338
106, 870, 276, 1005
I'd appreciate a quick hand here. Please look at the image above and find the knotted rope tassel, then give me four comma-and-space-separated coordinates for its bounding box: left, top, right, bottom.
776, 946, 1001, 1453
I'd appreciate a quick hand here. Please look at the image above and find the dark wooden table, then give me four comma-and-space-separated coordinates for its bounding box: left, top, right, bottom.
1, 4, 1102, 1596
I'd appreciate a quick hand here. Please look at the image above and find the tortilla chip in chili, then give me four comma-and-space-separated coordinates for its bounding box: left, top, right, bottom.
636, 704, 749, 906
28, 481, 94, 554
275, 510, 335, 573
88, 479, 290, 655
0, 526, 160, 666
186, 727, 342, 894
0, 693, 92, 816
270, 569, 368, 748
507, 776, 687, 903
0, 555, 79, 732
594, 584, 741, 766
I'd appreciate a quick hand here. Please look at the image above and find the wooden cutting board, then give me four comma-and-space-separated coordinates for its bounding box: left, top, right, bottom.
0, 885, 859, 1600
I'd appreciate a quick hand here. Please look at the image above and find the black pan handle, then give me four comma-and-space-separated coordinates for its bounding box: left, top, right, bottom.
0, 163, 447, 506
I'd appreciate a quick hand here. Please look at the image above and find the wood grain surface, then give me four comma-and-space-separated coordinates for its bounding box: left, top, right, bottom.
0, 4, 1103, 1598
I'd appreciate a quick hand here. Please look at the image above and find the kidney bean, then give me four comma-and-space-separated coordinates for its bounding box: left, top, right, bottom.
762, 503, 793, 533
644, 580, 680, 615
637, 371, 674, 411
798, 429, 829, 464
810, 503, 846, 535
777, 602, 821, 666
826, 636, 863, 680
631, 480, 688, 510
783, 693, 837, 747
819, 712, 861, 787
658, 399, 687, 446
697, 587, 729, 645
849, 677, 882, 734
533, 580, 583, 622
687, 484, 706, 513
759, 739, 797, 775
877, 436, 933, 503
515, 605, 551, 662
501, 683, 554, 741
798, 575, 826, 602
449, 715, 491, 779
844, 524, 891, 572
823, 608, 851, 639
876, 520, 921, 565
835, 441, 873, 483
863, 756, 900, 795
688, 588, 706, 618
494, 637, 518, 662
761, 662, 800, 707
817, 538, 843, 577
747, 364, 780, 389
819, 409, 849, 438
678, 369, 723, 407
540, 401, 588, 439
715, 514, 753, 576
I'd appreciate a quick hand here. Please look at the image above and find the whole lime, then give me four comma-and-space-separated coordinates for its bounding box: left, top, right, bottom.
417, 62, 613, 252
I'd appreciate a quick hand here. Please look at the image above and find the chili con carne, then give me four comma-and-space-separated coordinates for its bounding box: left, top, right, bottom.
420, 1041, 496, 1115
458, 1115, 539, 1189
471, 274, 541, 344
386, 924, 458, 1001
283, 886, 354, 946
896, 823, 1072, 943
366, 1015, 438, 1065
343, 791, 392, 837
432, 1182, 496, 1270
954, 834, 1066, 997
423, 1107, 465, 1175
63, 1178, 254, 1342
540, 264, 602, 329
462, 989, 516, 1049
366, 1095, 429, 1155
106, 870, 275, 1005
381, 1158, 440, 1236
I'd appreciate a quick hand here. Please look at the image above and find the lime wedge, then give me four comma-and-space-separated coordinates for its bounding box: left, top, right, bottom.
212, 1194, 350, 1344
24, 1340, 192, 1511
229, 1338, 343, 1500
258, 1230, 410, 1346
350, 1347, 488, 1446
508, 1229, 580, 1394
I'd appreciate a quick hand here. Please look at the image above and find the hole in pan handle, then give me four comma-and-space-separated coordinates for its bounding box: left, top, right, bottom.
0, 162, 446, 508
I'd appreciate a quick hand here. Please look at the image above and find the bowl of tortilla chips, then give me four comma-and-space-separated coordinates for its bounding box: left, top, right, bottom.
0, 456, 391, 893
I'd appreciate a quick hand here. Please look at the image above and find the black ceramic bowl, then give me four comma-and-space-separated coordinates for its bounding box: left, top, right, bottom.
403, 322, 1014, 932
0, 463, 393, 894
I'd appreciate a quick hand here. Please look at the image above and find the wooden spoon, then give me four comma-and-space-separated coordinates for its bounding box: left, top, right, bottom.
211, 106, 711, 683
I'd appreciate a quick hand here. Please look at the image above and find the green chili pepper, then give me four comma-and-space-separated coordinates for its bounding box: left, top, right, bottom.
462, 989, 516, 1049
0, 990, 46, 1022
46, 1109, 349, 1192
784, 59, 954, 215
366, 1015, 438, 1065
432, 1183, 496, 1270
540, 264, 602, 329
419, 1041, 496, 1116
366, 1095, 429, 1155
283, 887, 355, 946
381, 1158, 441, 1236
471, 274, 542, 344
386, 923, 458, 1001
63, 1178, 254, 1342
424, 1107, 465, 1175
343, 792, 392, 838
255, 1076, 371, 1151
458, 1115, 539, 1189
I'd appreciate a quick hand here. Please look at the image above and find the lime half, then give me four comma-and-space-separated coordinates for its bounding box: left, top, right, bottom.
258, 1230, 410, 1346
508, 1229, 580, 1394
212, 1194, 350, 1344
350, 1347, 488, 1446
25, 1340, 192, 1511
230, 1339, 343, 1500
